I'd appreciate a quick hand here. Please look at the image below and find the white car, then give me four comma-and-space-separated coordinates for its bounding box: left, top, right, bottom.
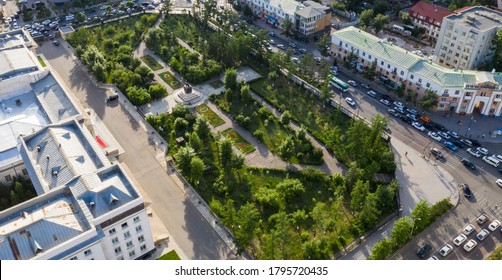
437, 131, 450, 140
412, 122, 425, 131
291, 57, 299, 63
345, 97, 356, 106
497, 179, 502, 187
453, 234, 467, 246
427, 255, 438, 260
463, 239, 477, 252
428, 131, 442, 142
462, 224, 476, 235
347, 80, 358, 87
466, 148, 481, 158
488, 220, 501, 231
438, 244, 453, 257
477, 147, 489, 155
447, 131, 460, 139
393, 101, 404, 108
380, 99, 390, 106
366, 90, 376, 98
476, 229, 490, 241
277, 44, 285, 50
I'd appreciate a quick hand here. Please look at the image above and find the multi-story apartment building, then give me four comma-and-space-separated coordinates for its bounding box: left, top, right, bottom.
434, 6, 502, 70
332, 26, 502, 117
408, 1, 453, 42
243, 0, 331, 40
0, 30, 155, 260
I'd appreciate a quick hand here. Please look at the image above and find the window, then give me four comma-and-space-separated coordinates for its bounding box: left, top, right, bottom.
22, 169, 28, 175
5, 175, 12, 182
140, 244, 147, 252
135, 225, 142, 233
124, 231, 131, 239
114, 247, 122, 255
455, 90, 460, 95
443, 89, 449, 94
368, 55, 372, 59
453, 98, 457, 102
133, 216, 140, 223
70, 256, 78, 260
400, 71, 404, 75
84, 249, 92, 257
126, 241, 134, 249
410, 74, 414, 79
129, 250, 136, 258
121, 222, 128, 229
441, 98, 447, 101
138, 235, 145, 243
480, 92, 486, 97
496, 94, 501, 98
109, 228, 116, 235
112, 237, 119, 245
387, 64, 391, 69
381, 61, 384, 66
426, 83, 430, 88
466, 92, 472, 96
362, 52, 365, 56
418, 79, 422, 83
117, 256, 124, 260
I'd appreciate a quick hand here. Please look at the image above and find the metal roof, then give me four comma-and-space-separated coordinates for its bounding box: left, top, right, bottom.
31, 74, 78, 123
295, 6, 323, 19
266, 0, 304, 16
0, 48, 38, 79
409, 60, 478, 87
446, 6, 502, 32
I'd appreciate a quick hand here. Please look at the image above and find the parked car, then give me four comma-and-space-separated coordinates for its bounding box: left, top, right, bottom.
406, 114, 418, 122
380, 99, 390, 106
497, 179, 502, 187
467, 148, 481, 158
268, 31, 275, 37
288, 42, 296, 48
299, 48, 307, 54
387, 108, 399, 117
361, 83, 370, 89
460, 139, 473, 147
437, 131, 450, 140
277, 44, 285, 50
443, 141, 457, 151
463, 239, 477, 252
488, 220, 501, 231
393, 101, 404, 108
416, 243, 432, 258
447, 131, 460, 139
476, 213, 489, 225
461, 184, 472, 197
477, 147, 489, 155
412, 122, 425, 131
406, 108, 418, 115
427, 255, 438, 260
52, 40, 60, 46
366, 90, 376, 98
345, 97, 356, 106
476, 229, 490, 241
453, 234, 467, 246
461, 158, 476, 170
462, 224, 475, 235
428, 131, 442, 142
291, 57, 299, 63
438, 244, 453, 257
347, 80, 358, 87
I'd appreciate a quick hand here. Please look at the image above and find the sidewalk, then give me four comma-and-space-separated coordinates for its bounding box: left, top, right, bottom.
342, 136, 458, 259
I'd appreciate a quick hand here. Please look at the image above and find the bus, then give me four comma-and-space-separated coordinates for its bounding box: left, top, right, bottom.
330, 76, 349, 92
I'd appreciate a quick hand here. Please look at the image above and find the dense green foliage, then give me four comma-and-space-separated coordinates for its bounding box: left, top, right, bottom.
0, 177, 36, 211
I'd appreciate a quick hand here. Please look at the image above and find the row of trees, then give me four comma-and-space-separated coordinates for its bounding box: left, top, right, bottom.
359, 9, 390, 34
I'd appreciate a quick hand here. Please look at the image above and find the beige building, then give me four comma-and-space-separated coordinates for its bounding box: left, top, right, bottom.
434, 6, 502, 70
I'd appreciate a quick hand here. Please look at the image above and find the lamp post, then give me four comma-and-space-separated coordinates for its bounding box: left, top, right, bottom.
410, 217, 421, 237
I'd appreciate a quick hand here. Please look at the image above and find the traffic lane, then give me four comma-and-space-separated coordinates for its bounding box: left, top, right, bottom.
36, 43, 236, 260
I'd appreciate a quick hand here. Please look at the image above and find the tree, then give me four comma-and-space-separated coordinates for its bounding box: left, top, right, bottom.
135, 65, 154, 86
277, 178, 305, 200
280, 110, 292, 125
373, 0, 389, 15
243, 4, 253, 17
148, 84, 167, 99
160, 0, 173, 15
143, 28, 164, 52
390, 217, 413, 247
319, 79, 331, 102
234, 203, 261, 250
278, 136, 295, 162
358, 192, 380, 230
359, 9, 374, 30
218, 138, 234, 171
350, 180, 369, 211
417, 89, 439, 112
489, 29, 502, 71
317, 34, 331, 57
194, 117, 211, 142
188, 132, 203, 154
302, 237, 331, 260
75, 12, 86, 23
368, 238, 393, 260
373, 14, 390, 34
175, 146, 196, 174
126, 86, 151, 105
411, 200, 431, 233
282, 16, 293, 37
224, 68, 238, 91
189, 157, 205, 183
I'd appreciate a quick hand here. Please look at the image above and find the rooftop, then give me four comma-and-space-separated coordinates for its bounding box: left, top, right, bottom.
445, 6, 502, 31
0, 190, 92, 260
0, 47, 39, 80
409, 1, 454, 24
267, 0, 305, 16
295, 6, 324, 19
0, 30, 30, 50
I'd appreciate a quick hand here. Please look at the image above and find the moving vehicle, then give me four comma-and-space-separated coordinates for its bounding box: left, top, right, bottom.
347, 80, 358, 87
462, 184, 472, 197
299, 48, 307, 53
461, 158, 476, 170
380, 99, 390, 106
430, 148, 443, 158
443, 141, 457, 151
345, 97, 356, 107
366, 90, 376, 98
330, 76, 349, 92
467, 148, 481, 158
361, 83, 370, 89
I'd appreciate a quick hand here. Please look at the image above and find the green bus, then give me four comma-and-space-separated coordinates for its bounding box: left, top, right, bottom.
330, 76, 349, 92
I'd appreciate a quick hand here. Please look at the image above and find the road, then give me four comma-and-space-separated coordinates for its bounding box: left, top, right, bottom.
36, 42, 238, 260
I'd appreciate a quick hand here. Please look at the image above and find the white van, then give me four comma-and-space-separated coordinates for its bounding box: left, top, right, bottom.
482, 156, 500, 167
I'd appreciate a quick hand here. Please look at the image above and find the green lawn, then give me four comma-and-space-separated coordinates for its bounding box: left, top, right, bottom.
37, 55, 47, 67
159, 71, 182, 90
209, 80, 224, 89
157, 250, 181, 260
222, 128, 256, 154
196, 103, 225, 127
141, 55, 163, 71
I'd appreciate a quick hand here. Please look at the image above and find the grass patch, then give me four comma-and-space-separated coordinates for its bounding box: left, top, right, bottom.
141, 55, 163, 71
159, 71, 182, 90
196, 103, 225, 127
36, 55, 47, 67
157, 250, 181, 260
222, 128, 256, 154
209, 80, 224, 89
487, 244, 502, 260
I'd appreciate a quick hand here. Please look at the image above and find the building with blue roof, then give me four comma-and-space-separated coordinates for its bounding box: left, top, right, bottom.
332, 26, 502, 117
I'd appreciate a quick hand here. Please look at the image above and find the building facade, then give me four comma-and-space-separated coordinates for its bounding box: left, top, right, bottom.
332, 26, 502, 117
242, 0, 331, 40
408, 1, 453, 42
434, 6, 502, 70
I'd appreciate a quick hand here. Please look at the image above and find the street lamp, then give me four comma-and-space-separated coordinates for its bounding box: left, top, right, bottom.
410, 217, 421, 237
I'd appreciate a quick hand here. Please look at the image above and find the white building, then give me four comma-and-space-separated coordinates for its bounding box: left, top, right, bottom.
434, 6, 502, 70
244, 0, 304, 26
332, 26, 502, 117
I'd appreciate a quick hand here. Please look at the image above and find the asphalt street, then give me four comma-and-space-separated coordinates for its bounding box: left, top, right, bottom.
36, 41, 237, 260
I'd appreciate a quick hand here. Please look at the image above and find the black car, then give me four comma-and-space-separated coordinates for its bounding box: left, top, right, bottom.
430, 148, 443, 158
469, 139, 482, 147
451, 140, 464, 148
381, 94, 391, 101
462, 184, 473, 198
423, 122, 434, 130
498, 168, 502, 173
417, 244, 432, 258
461, 158, 476, 170
430, 122, 446, 131
400, 115, 412, 124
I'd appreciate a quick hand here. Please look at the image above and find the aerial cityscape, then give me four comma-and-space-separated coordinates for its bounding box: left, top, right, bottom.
1, 0, 501, 261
